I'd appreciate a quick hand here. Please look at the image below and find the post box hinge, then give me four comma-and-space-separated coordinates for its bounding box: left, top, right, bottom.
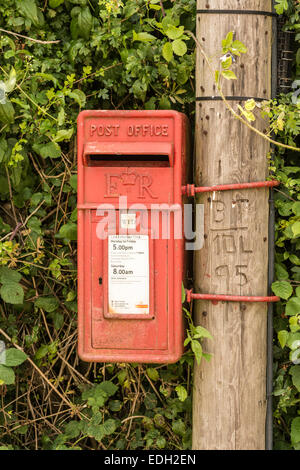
186, 290, 280, 304
182, 180, 280, 197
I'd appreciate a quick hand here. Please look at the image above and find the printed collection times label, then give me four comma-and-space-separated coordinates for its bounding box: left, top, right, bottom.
108, 235, 149, 314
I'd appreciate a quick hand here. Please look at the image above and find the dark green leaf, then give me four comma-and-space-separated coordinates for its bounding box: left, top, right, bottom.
0, 282, 24, 305
290, 365, 300, 392
78, 7, 92, 40
35, 297, 59, 313
0, 266, 21, 284
55, 222, 77, 241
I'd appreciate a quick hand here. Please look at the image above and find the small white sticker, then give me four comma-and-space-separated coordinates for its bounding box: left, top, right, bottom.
108, 235, 149, 314
120, 213, 136, 230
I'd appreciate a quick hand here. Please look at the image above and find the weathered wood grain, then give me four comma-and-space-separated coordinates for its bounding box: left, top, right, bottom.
193, 0, 272, 450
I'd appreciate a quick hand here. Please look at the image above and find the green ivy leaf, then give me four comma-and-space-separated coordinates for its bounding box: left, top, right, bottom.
34, 344, 49, 360
156, 436, 166, 449
290, 365, 300, 392
132, 31, 156, 42
222, 31, 233, 50
102, 418, 118, 436
109, 400, 122, 412
33, 141, 61, 159
53, 129, 73, 142
292, 221, 300, 238
146, 367, 159, 381
278, 330, 289, 349
181, 283, 186, 303
16, 0, 44, 27
78, 6, 93, 40
191, 339, 202, 364
98, 380, 118, 397
165, 25, 184, 40
172, 39, 187, 57
274, 0, 289, 15
55, 222, 77, 241
0, 365, 15, 385
290, 254, 300, 266
35, 296, 59, 313
0, 266, 22, 284
0, 282, 24, 305
49, 0, 65, 8
158, 95, 171, 109
231, 40, 247, 55
67, 89, 86, 108
64, 420, 82, 439
4, 68, 16, 93
48, 311, 64, 330
291, 417, 300, 447
272, 281, 293, 300
16, 0, 38, 24
244, 99, 256, 111
69, 175, 77, 191
222, 70, 237, 80
4, 348, 27, 367
87, 423, 104, 441
292, 202, 300, 216
162, 42, 173, 62
0, 101, 15, 124
144, 392, 157, 410
275, 263, 289, 280
221, 55, 232, 70
175, 385, 187, 402
82, 385, 108, 408
194, 325, 213, 340
172, 419, 185, 437
286, 297, 300, 316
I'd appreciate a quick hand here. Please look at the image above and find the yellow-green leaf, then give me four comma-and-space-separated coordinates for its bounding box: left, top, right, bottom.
221, 70, 237, 80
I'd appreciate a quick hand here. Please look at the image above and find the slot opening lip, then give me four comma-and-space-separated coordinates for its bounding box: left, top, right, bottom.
86, 154, 171, 167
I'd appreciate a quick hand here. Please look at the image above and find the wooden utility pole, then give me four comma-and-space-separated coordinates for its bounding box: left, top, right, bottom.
193, 1, 273, 449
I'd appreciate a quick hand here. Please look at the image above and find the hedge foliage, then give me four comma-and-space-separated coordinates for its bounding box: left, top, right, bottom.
0, 0, 195, 450
272, 0, 300, 450
0, 0, 299, 451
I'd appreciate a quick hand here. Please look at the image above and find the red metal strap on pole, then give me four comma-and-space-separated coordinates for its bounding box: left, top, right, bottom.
186, 290, 279, 304
182, 180, 280, 196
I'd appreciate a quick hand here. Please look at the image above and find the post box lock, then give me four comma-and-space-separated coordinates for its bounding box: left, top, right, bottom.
77, 110, 189, 364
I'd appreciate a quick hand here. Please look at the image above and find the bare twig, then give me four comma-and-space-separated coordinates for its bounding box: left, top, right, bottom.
0, 27, 60, 44
0, 328, 77, 411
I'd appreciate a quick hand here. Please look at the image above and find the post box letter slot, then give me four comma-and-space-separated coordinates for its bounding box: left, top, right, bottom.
86, 154, 170, 167
83, 142, 174, 166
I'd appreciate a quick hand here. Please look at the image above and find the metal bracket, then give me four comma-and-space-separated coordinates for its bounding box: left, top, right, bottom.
186, 290, 279, 304
182, 180, 280, 197
196, 10, 277, 17
196, 96, 268, 102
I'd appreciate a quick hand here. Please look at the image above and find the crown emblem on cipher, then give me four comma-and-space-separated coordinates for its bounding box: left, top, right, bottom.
120, 169, 137, 185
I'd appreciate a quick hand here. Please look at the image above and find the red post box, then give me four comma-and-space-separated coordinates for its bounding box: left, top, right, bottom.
77, 110, 189, 363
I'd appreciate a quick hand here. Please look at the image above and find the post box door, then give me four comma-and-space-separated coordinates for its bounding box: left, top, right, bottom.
89, 209, 172, 354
